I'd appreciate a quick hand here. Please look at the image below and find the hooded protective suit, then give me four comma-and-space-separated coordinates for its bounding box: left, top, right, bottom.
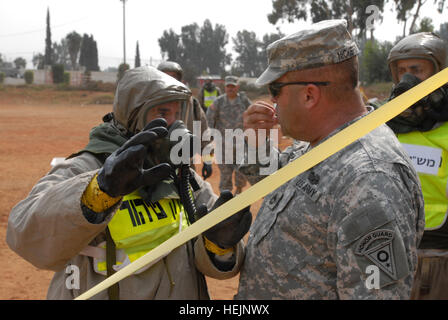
6, 66, 244, 300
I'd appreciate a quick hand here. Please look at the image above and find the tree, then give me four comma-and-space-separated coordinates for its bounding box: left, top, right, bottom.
438, 22, 448, 42
437, 0, 447, 12
52, 64, 65, 84
14, 57, 26, 69
66, 31, 82, 70
231, 31, 284, 77
415, 17, 435, 33
117, 63, 130, 81
267, 0, 386, 39
407, 0, 426, 35
180, 22, 203, 81
135, 41, 141, 68
198, 20, 231, 75
159, 29, 182, 61
24, 70, 34, 84
44, 7, 52, 66
79, 34, 99, 72
359, 39, 393, 84
232, 30, 263, 77
392, 0, 440, 36
32, 53, 45, 69
158, 20, 230, 84
260, 32, 285, 67
52, 39, 70, 69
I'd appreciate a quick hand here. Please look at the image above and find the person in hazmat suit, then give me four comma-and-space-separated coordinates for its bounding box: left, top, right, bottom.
6, 66, 251, 300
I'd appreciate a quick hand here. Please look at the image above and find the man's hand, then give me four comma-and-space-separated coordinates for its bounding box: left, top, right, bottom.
202, 163, 212, 180
243, 101, 278, 148
97, 118, 173, 197
197, 190, 252, 249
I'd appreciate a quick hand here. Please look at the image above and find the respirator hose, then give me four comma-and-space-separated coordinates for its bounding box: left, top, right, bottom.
179, 164, 197, 224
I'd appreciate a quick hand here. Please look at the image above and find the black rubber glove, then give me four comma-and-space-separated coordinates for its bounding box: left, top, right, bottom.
197, 190, 252, 249
202, 163, 212, 180
97, 118, 172, 197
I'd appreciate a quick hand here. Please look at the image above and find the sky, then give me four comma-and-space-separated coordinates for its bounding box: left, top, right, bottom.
0, 0, 446, 71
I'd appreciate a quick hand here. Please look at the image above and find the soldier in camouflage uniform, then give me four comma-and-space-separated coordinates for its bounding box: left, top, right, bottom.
206, 76, 251, 193
235, 19, 425, 299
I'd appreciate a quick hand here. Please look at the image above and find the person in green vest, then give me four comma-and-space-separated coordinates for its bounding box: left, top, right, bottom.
385, 32, 448, 299
198, 77, 221, 114
6, 66, 252, 300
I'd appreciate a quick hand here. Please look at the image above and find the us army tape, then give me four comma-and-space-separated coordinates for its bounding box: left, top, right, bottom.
75, 68, 448, 300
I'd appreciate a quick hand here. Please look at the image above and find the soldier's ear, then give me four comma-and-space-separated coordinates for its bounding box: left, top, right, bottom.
304, 84, 321, 109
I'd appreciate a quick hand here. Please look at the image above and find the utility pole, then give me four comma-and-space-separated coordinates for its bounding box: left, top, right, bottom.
120, 0, 127, 65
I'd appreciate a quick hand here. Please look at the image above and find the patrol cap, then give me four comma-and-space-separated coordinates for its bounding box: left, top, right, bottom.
256, 19, 360, 86
225, 75, 238, 86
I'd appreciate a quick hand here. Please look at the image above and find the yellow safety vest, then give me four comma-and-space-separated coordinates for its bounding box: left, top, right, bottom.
397, 122, 448, 230
203, 89, 219, 108
90, 190, 189, 275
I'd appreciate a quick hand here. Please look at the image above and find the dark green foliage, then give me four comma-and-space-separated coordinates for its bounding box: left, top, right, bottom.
231, 31, 284, 77
24, 70, 34, 84
66, 31, 82, 70
267, 0, 386, 39
44, 8, 53, 66
79, 34, 99, 72
63, 72, 70, 85
117, 63, 130, 81
158, 19, 230, 84
359, 39, 393, 84
135, 41, 141, 68
52, 64, 65, 84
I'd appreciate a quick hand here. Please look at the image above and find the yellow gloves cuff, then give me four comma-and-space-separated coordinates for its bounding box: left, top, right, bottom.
203, 236, 234, 256
81, 173, 122, 213
202, 154, 214, 165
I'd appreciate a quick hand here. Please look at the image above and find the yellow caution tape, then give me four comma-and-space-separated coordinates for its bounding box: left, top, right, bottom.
75, 68, 448, 300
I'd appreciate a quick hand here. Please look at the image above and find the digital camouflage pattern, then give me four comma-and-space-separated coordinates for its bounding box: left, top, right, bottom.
256, 19, 359, 86
206, 92, 251, 135
206, 92, 252, 192
235, 112, 425, 299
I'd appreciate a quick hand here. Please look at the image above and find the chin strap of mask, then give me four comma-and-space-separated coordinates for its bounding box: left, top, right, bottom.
387, 73, 448, 134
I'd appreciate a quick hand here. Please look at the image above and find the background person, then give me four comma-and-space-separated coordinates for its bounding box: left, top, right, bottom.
206, 75, 251, 194
235, 19, 425, 299
198, 76, 221, 114
385, 32, 448, 299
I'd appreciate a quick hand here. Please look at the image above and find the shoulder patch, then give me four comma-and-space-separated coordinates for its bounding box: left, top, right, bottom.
354, 229, 398, 280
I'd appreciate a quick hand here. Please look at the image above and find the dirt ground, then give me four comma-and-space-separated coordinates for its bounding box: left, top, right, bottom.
0, 86, 291, 300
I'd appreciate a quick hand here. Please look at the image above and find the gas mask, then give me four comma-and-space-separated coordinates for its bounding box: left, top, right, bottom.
149, 120, 197, 167
141, 120, 201, 224
387, 73, 448, 133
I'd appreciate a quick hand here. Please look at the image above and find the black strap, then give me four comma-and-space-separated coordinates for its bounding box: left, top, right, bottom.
105, 227, 120, 300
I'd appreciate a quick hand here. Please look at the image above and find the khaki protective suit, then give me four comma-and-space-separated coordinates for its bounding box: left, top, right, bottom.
6, 66, 244, 300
